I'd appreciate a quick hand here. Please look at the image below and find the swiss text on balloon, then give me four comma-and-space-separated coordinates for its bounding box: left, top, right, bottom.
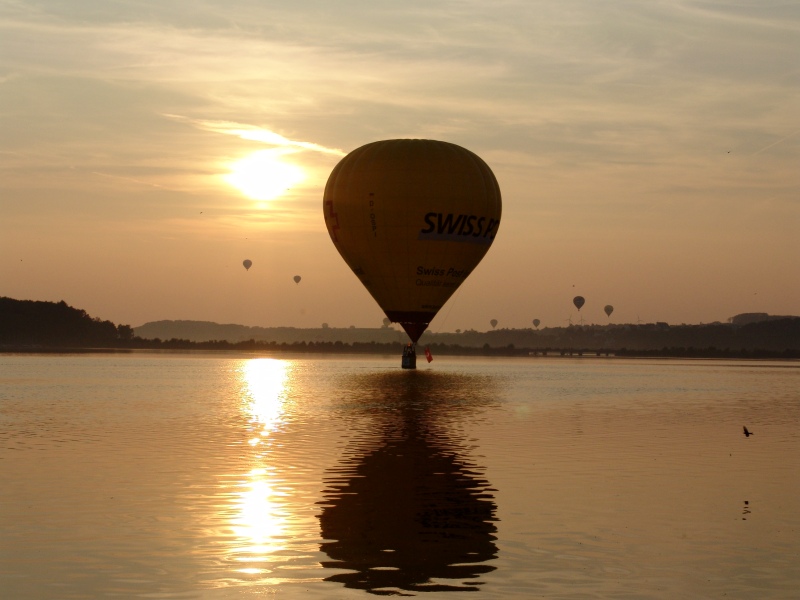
419, 212, 499, 244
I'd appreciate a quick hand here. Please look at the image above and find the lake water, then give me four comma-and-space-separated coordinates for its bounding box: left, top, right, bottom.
1, 353, 799, 599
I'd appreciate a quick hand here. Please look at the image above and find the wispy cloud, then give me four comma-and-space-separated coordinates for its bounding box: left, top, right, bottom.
752, 129, 800, 155
164, 115, 345, 156
90, 171, 165, 188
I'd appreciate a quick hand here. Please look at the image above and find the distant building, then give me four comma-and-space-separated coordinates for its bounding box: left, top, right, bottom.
729, 313, 794, 327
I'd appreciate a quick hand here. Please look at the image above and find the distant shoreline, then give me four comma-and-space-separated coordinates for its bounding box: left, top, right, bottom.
2, 297, 798, 359
3, 344, 798, 360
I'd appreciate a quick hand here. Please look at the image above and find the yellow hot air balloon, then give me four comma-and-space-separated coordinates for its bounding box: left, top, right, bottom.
323, 139, 501, 345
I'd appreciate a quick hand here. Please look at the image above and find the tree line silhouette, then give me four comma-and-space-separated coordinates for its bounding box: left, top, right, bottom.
1, 297, 132, 347
1, 296, 798, 358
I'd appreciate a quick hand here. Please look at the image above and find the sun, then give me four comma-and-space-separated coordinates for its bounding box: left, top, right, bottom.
225, 149, 305, 201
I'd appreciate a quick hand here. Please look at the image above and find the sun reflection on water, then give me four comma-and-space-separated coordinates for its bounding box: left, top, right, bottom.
229, 359, 293, 572
242, 358, 290, 433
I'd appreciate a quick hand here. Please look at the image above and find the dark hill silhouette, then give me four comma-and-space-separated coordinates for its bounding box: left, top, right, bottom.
0, 297, 132, 347
133, 320, 407, 345
133, 316, 800, 354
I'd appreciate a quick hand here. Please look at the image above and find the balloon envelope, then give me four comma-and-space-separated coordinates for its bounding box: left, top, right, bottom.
604, 304, 614, 317
490, 319, 498, 329
533, 319, 540, 328
323, 139, 501, 343
242, 259, 252, 271
293, 275, 301, 284
573, 296, 585, 311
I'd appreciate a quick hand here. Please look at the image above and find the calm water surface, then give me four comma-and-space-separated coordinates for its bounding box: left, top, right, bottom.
1, 353, 799, 599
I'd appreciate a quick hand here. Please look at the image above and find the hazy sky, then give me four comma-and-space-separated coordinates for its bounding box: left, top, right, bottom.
2, 0, 798, 331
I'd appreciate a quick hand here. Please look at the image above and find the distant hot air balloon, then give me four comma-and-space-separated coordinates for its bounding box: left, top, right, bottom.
604, 304, 614, 317
490, 319, 498, 329
323, 139, 501, 346
293, 275, 301, 284
573, 296, 585, 311
242, 259, 252, 271
533, 319, 540, 329
382, 317, 391, 327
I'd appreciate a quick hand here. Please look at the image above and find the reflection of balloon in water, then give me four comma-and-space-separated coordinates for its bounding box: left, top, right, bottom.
573, 296, 585, 311
242, 259, 252, 271
490, 319, 498, 329
293, 275, 301, 284
319, 371, 498, 594
533, 319, 540, 328
323, 139, 501, 343
604, 304, 614, 317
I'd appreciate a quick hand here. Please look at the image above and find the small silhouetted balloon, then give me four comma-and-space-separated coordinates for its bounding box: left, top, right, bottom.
293, 275, 302, 284
604, 304, 614, 317
573, 296, 585, 311
383, 318, 391, 327
243, 259, 252, 271
490, 319, 498, 329
533, 319, 540, 328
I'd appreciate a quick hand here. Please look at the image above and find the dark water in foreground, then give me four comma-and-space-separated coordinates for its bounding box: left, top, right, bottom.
1, 353, 799, 599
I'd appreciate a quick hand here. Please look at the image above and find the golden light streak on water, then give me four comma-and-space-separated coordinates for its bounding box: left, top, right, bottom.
241, 358, 290, 432
231, 474, 287, 564
228, 359, 294, 570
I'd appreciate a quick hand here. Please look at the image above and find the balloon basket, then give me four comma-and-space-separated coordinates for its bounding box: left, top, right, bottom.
401, 344, 417, 370
401, 354, 417, 369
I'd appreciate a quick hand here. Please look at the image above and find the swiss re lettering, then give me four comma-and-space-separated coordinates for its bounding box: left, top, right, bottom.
418, 212, 499, 244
